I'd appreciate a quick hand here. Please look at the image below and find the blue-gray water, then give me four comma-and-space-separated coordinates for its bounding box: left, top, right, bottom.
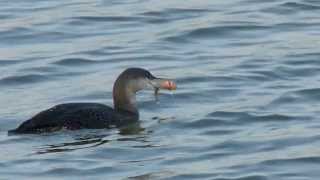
1, 0, 320, 179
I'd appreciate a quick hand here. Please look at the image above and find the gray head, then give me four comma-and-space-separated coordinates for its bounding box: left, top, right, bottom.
113, 68, 176, 114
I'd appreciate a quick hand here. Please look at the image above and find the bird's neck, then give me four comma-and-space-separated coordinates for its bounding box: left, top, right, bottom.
113, 81, 139, 116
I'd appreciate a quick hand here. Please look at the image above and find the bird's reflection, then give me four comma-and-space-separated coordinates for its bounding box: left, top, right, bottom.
35, 122, 149, 154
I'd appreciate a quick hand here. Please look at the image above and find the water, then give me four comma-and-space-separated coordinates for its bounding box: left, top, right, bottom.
1, 0, 320, 179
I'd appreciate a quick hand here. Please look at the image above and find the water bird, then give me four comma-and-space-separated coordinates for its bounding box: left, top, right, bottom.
9, 68, 176, 134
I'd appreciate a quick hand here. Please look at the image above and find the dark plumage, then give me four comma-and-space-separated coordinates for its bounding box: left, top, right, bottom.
10, 103, 131, 134
8, 68, 176, 134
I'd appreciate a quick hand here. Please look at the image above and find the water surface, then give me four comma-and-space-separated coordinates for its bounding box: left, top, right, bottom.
1, 0, 320, 179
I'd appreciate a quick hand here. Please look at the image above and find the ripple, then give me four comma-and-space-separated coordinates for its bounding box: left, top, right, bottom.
69, 15, 144, 26
262, 156, 320, 167
201, 129, 239, 136
178, 76, 244, 85
284, 53, 320, 66
0, 27, 30, 35
269, 88, 320, 107
263, 2, 320, 14
181, 112, 305, 135
0, 60, 22, 66
0, 74, 51, 86
274, 22, 320, 32
0, 30, 73, 44
281, 2, 320, 10
273, 66, 320, 78
128, 170, 174, 180
248, 70, 286, 81
178, 76, 215, 84
142, 8, 211, 17
175, 88, 240, 103
163, 152, 230, 166
52, 58, 102, 66
36, 137, 108, 154
2, 0, 320, 179
212, 175, 268, 180
207, 134, 319, 156
164, 25, 270, 42
168, 173, 267, 180
40, 166, 118, 176
183, 118, 240, 128
22, 66, 60, 73
168, 173, 216, 180
294, 88, 320, 99
141, 8, 211, 24
202, 111, 306, 125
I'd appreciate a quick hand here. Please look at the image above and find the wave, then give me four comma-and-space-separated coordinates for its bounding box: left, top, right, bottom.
164, 24, 270, 43
52, 58, 101, 66
269, 88, 320, 108
263, 2, 320, 14
182, 111, 308, 130
0, 74, 50, 86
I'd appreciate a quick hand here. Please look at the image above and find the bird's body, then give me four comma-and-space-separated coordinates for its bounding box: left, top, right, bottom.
8, 68, 176, 134
9, 103, 137, 134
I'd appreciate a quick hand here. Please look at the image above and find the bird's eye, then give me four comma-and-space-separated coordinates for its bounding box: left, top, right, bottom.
146, 72, 155, 80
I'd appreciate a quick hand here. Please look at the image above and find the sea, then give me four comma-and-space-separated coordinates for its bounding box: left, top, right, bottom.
0, 0, 320, 179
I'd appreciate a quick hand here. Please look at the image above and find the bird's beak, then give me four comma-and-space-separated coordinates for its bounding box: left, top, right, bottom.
149, 78, 177, 91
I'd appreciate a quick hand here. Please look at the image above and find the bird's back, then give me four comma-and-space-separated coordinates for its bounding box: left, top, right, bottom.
9, 103, 126, 134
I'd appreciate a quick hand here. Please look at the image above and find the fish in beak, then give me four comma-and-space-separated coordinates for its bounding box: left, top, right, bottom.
148, 78, 177, 98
